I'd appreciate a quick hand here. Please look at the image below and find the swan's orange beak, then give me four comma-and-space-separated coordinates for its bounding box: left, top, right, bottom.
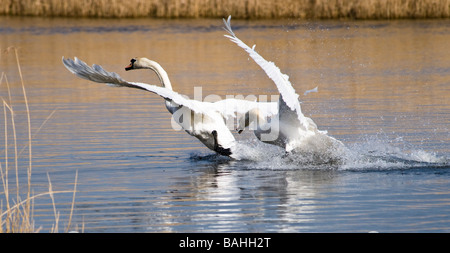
125, 63, 133, 71
125, 58, 137, 71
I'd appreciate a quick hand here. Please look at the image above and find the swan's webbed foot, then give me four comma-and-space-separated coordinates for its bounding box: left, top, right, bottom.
211, 130, 232, 157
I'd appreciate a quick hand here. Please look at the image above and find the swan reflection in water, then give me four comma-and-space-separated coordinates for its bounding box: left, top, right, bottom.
141, 157, 338, 233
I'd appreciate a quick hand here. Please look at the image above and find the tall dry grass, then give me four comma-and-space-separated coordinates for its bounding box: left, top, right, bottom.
0, 0, 449, 19
1, 47, 78, 233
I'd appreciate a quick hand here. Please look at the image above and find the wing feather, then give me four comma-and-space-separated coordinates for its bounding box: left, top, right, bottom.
62, 57, 277, 119
223, 16, 310, 130
62, 57, 214, 115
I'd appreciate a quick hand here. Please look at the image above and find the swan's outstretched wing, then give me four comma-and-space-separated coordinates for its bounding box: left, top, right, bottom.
63, 57, 215, 115
62, 57, 140, 89
223, 16, 310, 130
62, 57, 277, 119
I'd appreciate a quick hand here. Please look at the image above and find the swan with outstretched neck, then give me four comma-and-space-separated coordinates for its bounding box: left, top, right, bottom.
62, 56, 278, 157
123, 57, 235, 155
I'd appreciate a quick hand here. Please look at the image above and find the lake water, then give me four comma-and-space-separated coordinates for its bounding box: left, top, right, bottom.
0, 16, 449, 233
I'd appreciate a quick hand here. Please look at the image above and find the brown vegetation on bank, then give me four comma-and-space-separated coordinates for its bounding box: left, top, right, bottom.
0, 0, 449, 19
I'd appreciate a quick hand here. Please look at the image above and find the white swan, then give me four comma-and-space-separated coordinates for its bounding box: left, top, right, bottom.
223, 16, 347, 163
62, 57, 278, 157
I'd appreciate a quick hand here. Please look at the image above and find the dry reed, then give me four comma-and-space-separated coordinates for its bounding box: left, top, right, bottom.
0, 0, 449, 19
1, 47, 78, 233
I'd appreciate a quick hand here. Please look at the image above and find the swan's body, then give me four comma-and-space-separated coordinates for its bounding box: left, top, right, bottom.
62, 57, 277, 157
224, 16, 346, 162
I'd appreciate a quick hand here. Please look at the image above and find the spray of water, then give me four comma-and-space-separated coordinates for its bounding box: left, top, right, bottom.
195, 133, 448, 171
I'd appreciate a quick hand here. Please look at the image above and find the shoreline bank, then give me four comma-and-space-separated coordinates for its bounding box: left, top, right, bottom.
0, 0, 449, 19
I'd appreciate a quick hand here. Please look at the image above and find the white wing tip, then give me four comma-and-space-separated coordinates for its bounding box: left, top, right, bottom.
223, 15, 235, 38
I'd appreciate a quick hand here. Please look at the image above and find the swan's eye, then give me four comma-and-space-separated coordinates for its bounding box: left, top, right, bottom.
130, 58, 136, 64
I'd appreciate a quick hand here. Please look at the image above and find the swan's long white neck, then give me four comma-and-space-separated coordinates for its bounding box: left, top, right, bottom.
139, 58, 173, 91
138, 58, 180, 113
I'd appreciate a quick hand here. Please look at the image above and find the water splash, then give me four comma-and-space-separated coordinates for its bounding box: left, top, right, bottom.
191, 134, 449, 171
340, 135, 448, 171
